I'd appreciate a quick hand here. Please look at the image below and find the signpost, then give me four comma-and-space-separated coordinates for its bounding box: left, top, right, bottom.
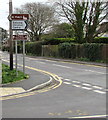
13, 35, 27, 40
15, 40, 18, 76
11, 14, 29, 20
13, 34, 28, 75
12, 20, 27, 30
9, 0, 13, 70
9, 13, 29, 75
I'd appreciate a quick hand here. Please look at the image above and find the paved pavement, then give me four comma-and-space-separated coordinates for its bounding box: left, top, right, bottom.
1, 51, 57, 97
1, 52, 107, 119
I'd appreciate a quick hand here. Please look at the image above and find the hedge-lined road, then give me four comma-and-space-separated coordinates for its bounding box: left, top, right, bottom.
2, 52, 106, 118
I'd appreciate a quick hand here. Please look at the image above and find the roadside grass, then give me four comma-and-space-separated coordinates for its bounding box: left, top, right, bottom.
2, 64, 28, 84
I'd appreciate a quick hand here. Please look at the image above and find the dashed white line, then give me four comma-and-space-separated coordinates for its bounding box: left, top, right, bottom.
64, 79, 71, 81
85, 70, 106, 74
92, 86, 103, 89
82, 87, 92, 90
28, 58, 46, 64
38, 62, 46, 64
72, 84, 81, 88
82, 83, 91, 86
72, 81, 80, 84
63, 82, 71, 85
93, 90, 106, 94
53, 64, 71, 69
105, 89, 108, 91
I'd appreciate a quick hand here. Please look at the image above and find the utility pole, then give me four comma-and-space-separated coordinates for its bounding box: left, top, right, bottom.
9, 0, 13, 70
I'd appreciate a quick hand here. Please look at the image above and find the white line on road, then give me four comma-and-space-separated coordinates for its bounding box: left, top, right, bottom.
85, 70, 106, 74
81, 87, 92, 90
72, 84, 81, 88
37, 62, 46, 64
93, 90, 106, 94
82, 83, 91, 86
64, 79, 71, 81
63, 82, 71, 85
44, 59, 57, 62
92, 86, 103, 89
27, 58, 46, 64
69, 114, 108, 119
72, 81, 80, 84
53, 64, 71, 69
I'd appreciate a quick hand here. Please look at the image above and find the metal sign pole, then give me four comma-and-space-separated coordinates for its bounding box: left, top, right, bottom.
15, 40, 18, 76
23, 40, 25, 74
9, 0, 13, 70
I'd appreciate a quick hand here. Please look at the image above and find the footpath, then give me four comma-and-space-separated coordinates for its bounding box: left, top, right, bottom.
1, 60, 54, 98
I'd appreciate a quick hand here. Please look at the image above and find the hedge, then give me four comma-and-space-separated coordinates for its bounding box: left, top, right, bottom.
58, 43, 104, 61
43, 38, 76, 45
26, 42, 42, 56
58, 43, 76, 59
93, 37, 108, 44
42, 37, 108, 45
83, 43, 103, 61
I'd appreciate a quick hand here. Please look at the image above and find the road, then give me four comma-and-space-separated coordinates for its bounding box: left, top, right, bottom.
1, 52, 107, 119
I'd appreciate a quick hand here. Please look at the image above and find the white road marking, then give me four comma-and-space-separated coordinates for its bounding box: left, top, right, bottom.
37, 62, 46, 64
27, 58, 46, 64
69, 114, 108, 119
82, 83, 91, 86
81, 87, 92, 90
63, 82, 71, 85
93, 90, 106, 94
59, 77, 63, 79
85, 70, 106, 74
72, 81, 80, 84
53, 64, 71, 69
105, 89, 108, 91
93, 86, 103, 89
64, 79, 71, 81
72, 84, 81, 88
44, 60, 57, 62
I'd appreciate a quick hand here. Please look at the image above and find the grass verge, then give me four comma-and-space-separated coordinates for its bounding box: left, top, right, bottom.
2, 64, 28, 84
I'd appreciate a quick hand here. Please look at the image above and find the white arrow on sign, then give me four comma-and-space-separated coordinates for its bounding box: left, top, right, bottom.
12, 20, 27, 30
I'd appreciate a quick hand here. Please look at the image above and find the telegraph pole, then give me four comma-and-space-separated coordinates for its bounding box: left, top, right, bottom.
9, 0, 13, 70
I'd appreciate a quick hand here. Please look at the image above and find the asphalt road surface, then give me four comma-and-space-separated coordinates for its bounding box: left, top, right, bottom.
1, 52, 107, 119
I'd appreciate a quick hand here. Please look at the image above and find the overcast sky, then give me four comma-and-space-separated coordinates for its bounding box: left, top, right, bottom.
0, 0, 49, 30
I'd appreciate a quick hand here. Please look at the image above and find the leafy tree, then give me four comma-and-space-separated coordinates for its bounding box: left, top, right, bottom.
49, 23, 74, 38
55, 0, 108, 43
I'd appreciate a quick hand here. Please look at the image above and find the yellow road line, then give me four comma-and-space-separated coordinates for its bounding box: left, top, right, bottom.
1, 59, 62, 100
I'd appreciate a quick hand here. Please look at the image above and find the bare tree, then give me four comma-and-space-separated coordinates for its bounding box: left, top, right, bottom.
55, 0, 108, 43
15, 2, 57, 41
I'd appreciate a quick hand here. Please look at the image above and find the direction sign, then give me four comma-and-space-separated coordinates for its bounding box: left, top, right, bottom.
12, 20, 27, 30
11, 14, 29, 20
13, 35, 27, 40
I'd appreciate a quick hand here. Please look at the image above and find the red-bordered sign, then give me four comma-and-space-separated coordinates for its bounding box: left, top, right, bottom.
11, 14, 29, 20
13, 35, 27, 40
